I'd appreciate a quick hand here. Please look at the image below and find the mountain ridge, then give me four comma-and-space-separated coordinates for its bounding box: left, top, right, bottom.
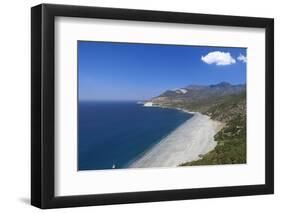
145, 82, 246, 123
144, 82, 247, 165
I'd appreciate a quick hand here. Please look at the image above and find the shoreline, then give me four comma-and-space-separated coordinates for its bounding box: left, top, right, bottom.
129, 104, 224, 168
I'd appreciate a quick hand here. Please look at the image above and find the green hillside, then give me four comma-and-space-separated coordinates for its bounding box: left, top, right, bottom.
146, 82, 247, 166
181, 91, 246, 165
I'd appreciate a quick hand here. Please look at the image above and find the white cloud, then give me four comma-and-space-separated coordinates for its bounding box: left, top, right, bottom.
201, 51, 236, 66
237, 54, 247, 63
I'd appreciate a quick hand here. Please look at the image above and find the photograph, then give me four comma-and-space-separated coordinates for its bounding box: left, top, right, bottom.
30, 3, 274, 209
78, 41, 247, 171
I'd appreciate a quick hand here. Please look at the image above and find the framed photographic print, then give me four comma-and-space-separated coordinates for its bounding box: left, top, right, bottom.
31, 3, 274, 209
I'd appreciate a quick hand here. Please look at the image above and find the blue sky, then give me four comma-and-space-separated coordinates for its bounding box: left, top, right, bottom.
78, 41, 246, 101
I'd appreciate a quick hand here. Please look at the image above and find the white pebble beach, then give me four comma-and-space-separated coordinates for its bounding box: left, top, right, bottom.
129, 112, 224, 168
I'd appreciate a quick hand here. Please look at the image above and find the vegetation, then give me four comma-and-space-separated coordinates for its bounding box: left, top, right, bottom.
181, 91, 247, 166
147, 82, 247, 166
181, 114, 246, 166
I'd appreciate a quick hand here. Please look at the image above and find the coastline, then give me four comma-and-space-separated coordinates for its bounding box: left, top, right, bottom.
129, 105, 224, 168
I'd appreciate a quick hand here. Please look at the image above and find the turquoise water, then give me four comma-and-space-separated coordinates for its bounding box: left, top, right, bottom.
78, 101, 192, 170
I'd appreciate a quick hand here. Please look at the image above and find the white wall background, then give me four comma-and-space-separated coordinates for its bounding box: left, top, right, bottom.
0, 0, 279, 212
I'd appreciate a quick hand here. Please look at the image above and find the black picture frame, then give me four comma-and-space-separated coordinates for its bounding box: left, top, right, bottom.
31, 3, 274, 209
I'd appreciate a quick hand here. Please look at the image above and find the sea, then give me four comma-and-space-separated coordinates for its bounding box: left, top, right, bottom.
78, 101, 193, 170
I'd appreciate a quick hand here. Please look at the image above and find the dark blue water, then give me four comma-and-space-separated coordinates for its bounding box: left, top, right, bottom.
78, 101, 192, 170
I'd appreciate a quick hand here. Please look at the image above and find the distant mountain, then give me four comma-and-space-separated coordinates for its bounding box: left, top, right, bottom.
155, 82, 245, 100
144, 82, 247, 165
145, 82, 246, 122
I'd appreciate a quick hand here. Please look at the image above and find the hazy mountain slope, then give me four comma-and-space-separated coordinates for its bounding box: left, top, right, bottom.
181, 91, 246, 165
145, 82, 247, 165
